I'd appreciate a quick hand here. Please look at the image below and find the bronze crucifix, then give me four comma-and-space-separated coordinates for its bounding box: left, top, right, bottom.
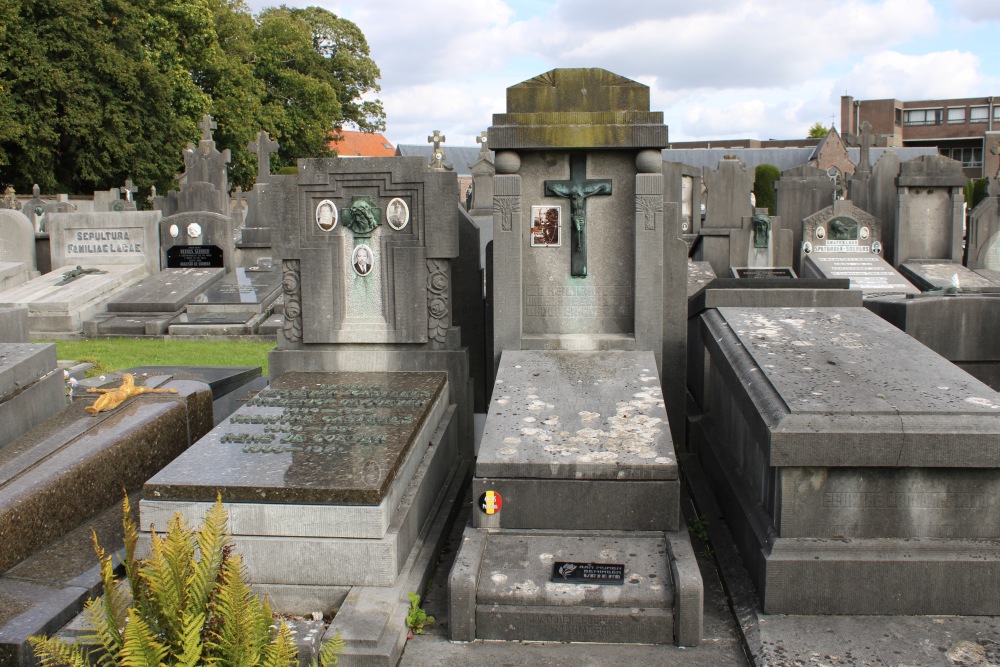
544, 153, 611, 277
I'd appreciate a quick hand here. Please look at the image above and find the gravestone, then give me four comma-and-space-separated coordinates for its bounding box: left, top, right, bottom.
0, 209, 38, 289
895, 154, 966, 265
47, 211, 161, 277
695, 156, 758, 276
20, 184, 72, 233
83, 267, 226, 336
775, 164, 836, 273
693, 306, 1000, 614
799, 200, 918, 294
0, 307, 29, 343
967, 194, 1000, 272
728, 207, 794, 278
450, 68, 701, 648
466, 131, 495, 216
144, 150, 473, 664
155, 115, 231, 218
236, 131, 280, 265
846, 120, 875, 211
167, 265, 282, 335
159, 211, 235, 271
898, 259, 1000, 292
868, 150, 902, 264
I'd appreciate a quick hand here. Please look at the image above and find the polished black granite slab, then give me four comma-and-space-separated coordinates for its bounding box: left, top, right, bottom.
144, 371, 448, 505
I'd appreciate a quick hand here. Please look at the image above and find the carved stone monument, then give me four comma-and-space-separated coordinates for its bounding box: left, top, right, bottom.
450, 68, 701, 648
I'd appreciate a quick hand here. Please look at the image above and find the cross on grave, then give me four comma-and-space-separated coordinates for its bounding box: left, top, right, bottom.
544, 153, 612, 278
856, 121, 874, 176
120, 179, 137, 202
248, 130, 279, 183
198, 114, 217, 142
427, 129, 449, 169
476, 131, 489, 157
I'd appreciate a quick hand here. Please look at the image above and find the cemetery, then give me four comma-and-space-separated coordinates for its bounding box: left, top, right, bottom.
2, 65, 1000, 667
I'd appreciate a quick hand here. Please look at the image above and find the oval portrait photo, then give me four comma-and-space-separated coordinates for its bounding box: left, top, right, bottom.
387, 198, 409, 230
316, 200, 338, 231
352, 244, 375, 276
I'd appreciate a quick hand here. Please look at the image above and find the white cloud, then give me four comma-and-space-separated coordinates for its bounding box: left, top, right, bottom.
952, 0, 1000, 22
836, 50, 984, 99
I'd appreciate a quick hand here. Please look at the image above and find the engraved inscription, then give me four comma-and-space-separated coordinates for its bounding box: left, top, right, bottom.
523, 284, 632, 319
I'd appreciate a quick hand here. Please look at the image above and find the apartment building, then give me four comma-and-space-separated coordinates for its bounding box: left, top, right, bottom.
841, 95, 1000, 178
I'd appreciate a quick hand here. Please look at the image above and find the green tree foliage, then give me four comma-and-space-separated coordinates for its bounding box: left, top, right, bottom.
964, 177, 989, 211
753, 164, 781, 215
30, 495, 343, 667
808, 122, 830, 139
0, 1, 384, 194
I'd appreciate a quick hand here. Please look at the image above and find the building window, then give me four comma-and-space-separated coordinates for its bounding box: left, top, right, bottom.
970, 106, 989, 123
947, 107, 966, 123
995, 106, 1000, 122
895, 108, 903, 126
941, 147, 983, 167
904, 108, 943, 125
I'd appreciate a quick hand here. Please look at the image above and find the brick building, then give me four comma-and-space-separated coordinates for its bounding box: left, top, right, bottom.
841, 95, 1000, 178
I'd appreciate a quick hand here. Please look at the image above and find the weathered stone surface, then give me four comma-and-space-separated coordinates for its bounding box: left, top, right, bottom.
106, 267, 225, 312
0, 263, 28, 293
145, 371, 447, 504
0, 210, 36, 272
895, 155, 966, 265
967, 196, 1000, 270
801, 253, 918, 294
185, 266, 281, 315
0, 308, 28, 343
476, 351, 675, 481
694, 305, 1000, 614
0, 344, 64, 452
0, 377, 212, 574
47, 211, 162, 276
899, 260, 1000, 291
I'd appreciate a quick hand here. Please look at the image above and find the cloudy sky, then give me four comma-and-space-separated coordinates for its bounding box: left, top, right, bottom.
245, 0, 1000, 148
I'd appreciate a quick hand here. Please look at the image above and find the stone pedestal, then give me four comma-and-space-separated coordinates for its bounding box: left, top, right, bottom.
449, 351, 702, 646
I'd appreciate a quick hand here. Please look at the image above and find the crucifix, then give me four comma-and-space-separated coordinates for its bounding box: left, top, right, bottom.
427, 129, 448, 169
544, 153, 612, 277
248, 130, 279, 183
197, 114, 217, 142
120, 179, 137, 202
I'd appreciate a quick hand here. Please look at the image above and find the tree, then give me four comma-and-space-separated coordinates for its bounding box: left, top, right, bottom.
808, 122, 830, 139
753, 164, 781, 215
0, 1, 384, 194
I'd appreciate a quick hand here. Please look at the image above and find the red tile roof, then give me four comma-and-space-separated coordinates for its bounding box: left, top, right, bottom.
329, 129, 396, 157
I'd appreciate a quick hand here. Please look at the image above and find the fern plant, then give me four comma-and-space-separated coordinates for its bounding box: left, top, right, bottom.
30, 494, 342, 667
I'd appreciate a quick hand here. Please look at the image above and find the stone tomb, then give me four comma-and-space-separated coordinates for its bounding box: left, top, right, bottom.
967, 195, 1000, 272
168, 266, 281, 335
450, 351, 702, 646
141, 370, 466, 662
0, 343, 65, 452
799, 200, 917, 295
894, 154, 966, 266
0, 264, 149, 333
160, 211, 235, 271
898, 259, 1000, 292
83, 267, 226, 336
0, 209, 38, 289
693, 306, 1000, 614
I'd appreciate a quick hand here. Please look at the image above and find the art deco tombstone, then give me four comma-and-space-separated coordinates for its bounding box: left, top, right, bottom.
895, 154, 966, 266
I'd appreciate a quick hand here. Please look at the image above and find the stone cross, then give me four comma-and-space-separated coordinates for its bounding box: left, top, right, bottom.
120, 179, 137, 202
198, 114, 217, 142
476, 131, 489, 157
427, 130, 451, 170
544, 153, 612, 277
248, 130, 279, 183
856, 121, 874, 177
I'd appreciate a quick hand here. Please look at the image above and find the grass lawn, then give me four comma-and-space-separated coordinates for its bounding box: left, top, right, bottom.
35, 338, 275, 377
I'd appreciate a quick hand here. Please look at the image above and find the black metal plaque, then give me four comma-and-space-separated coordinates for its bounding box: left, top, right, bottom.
167, 245, 224, 269
551, 562, 625, 585
734, 267, 796, 279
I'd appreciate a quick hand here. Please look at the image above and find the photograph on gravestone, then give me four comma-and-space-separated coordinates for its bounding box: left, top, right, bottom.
316, 200, 338, 231
529, 205, 561, 247
386, 197, 409, 230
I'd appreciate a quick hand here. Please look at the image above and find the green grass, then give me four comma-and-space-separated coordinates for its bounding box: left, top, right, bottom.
35, 338, 275, 377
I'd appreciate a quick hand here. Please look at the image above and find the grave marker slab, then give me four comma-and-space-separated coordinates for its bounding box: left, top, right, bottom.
0, 343, 65, 451
47, 211, 161, 276
160, 211, 235, 271
0, 209, 37, 275
899, 260, 1000, 292
895, 154, 966, 265
106, 267, 226, 313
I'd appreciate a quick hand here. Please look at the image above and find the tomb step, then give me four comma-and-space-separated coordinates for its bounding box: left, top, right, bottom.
449, 523, 703, 646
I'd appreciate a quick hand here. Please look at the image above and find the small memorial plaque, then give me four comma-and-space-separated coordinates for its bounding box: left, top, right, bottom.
167, 244, 224, 269
551, 562, 625, 585
733, 267, 796, 279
